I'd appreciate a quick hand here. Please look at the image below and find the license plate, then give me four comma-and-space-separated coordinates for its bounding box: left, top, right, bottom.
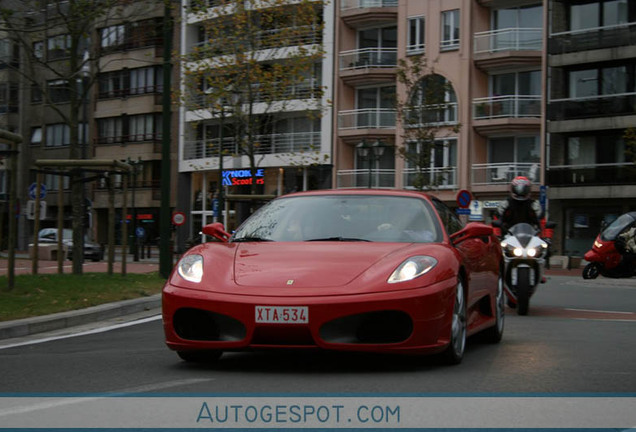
255, 306, 308, 324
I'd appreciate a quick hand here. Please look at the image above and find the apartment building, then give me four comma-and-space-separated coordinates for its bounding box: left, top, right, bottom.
178, 0, 334, 239
333, 1, 544, 216
0, 0, 179, 252
546, 0, 636, 256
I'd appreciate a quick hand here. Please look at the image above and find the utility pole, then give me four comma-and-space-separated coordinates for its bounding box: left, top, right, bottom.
159, 0, 173, 278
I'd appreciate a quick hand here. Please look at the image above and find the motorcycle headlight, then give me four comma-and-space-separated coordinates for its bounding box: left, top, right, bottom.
388, 256, 437, 284
527, 247, 539, 257
178, 254, 203, 283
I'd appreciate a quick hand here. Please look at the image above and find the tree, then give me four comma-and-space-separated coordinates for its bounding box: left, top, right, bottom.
395, 54, 460, 191
0, 0, 162, 274
181, 0, 326, 194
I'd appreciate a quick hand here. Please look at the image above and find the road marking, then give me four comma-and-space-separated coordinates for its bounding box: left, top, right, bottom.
565, 308, 636, 315
0, 315, 162, 350
0, 378, 215, 418
528, 306, 636, 322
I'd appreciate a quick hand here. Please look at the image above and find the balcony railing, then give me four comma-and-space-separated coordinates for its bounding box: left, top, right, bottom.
403, 103, 458, 127
403, 167, 457, 190
340, 0, 398, 10
339, 48, 398, 70
474, 28, 543, 54
189, 25, 321, 60
473, 95, 541, 120
336, 169, 395, 188
547, 163, 636, 187
548, 93, 636, 121
183, 131, 320, 160
472, 162, 540, 185
549, 22, 636, 55
338, 108, 396, 130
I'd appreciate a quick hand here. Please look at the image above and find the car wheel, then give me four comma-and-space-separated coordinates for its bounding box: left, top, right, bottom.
442, 278, 467, 365
582, 263, 600, 279
483, 269, 505, 343
177, 350, 223, 363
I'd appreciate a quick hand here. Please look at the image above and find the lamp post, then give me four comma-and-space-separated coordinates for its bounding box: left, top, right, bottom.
356, 139, 386, 188
127, 157, 142, 261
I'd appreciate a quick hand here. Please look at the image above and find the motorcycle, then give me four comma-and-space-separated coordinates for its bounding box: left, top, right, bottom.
582, 211, 636, 279
493, 221, 552, 315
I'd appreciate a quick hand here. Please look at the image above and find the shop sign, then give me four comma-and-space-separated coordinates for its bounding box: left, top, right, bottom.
222, 169, 265, 186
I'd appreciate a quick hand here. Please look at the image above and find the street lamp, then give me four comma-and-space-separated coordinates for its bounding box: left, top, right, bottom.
356, 139, 387, 188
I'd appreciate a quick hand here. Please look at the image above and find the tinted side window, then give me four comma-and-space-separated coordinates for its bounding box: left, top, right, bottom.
432, 198, 464, 235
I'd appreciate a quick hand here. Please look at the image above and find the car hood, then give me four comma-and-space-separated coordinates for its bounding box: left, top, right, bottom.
232, 242, 411, 289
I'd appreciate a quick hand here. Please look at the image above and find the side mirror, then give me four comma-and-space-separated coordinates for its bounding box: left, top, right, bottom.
491, 219, 502, 228
450, 222, 494, 244
202, 222, 231, 243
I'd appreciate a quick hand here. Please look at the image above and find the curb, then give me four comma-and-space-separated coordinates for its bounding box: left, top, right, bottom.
0, 294, 161, 341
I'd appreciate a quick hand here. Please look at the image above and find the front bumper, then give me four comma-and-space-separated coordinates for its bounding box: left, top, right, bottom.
162, 278, 456, 356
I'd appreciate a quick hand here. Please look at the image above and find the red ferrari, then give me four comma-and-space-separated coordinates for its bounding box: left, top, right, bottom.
162, 190, 504, 365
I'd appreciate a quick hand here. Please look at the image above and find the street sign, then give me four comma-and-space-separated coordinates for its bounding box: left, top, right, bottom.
28, 183, 47, 200
171, 211, 186, 226
456, 208, 471, 215
540, 185, 547, 211
469, 200, 484, 221
135, 226, 146, 239
26, 200, 47, 220
456, 189, 472, 209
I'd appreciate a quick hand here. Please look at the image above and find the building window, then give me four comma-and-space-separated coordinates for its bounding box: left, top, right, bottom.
492, 70, 541, 96
129, 113, 161, 141
33, 41, 44, 59
407, 16, 425, 54
47, 34, 71, 60
441, 9, 460, 51
45, 123, 70, 147
409, 74, 458, 125
31, 84, 43, 103
44, 173, 70, 191
97, 117, 123, 144
569, 0, 633, 31
568, 65, 632, 98
47, 79, 71, 103
0, 83, 18, 113
100, 24, 125, 48
99, 18, 163, 53
30, 127, 42, 146
130, 66, 162, 95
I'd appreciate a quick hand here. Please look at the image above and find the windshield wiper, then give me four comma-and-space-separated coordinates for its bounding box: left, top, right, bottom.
231, 236, 273, 242
307, 237, 371, 242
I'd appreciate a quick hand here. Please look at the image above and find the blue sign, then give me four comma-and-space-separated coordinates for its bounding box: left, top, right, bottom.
456, 208, 471, 215
222, 169, 265, 186
540, 185, 547, 211
135, 226, 146, 238
28, 183, 47, 200
212, 198, 219, 218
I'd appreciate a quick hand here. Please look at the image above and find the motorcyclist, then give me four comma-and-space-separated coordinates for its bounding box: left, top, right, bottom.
497, 176, 543, 233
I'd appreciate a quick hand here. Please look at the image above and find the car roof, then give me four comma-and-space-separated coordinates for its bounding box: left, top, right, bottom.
278, 189, 435, 201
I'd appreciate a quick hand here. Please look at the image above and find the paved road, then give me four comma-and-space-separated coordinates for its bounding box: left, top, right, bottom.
0, 274, 634, 394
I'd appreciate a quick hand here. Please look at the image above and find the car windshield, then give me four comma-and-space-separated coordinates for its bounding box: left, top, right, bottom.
231, 195, 442, 243
601, 213, 636, 241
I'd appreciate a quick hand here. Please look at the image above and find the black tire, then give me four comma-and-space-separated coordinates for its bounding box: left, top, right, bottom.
177, 350, 223, 363
482, 269, 505, 343
516, 267, 531, 316
582, 263, 600, 279
442, 278, 467, 365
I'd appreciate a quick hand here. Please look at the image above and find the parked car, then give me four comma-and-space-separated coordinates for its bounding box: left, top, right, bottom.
38, 228, 104, 262
162, 189, 504, 365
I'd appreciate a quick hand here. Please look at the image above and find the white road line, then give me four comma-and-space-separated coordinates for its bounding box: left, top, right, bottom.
0, 378, 215, 418
0, 315, 162, 350
565, 308, 636, 315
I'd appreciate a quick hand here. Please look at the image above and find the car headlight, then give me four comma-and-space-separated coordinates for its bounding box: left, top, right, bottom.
388, 256, 437, 284
178, 254, 203, 283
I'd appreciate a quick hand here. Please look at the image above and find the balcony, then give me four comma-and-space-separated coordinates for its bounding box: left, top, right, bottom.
548, 93, 636, 122
549, 22, 636, 56
183, 132, 320, 161
338, 108, 396, 130
474, 28, 542, 71
339, 48, 397, 85
473, 96, 541, 136
547, 163, 636, 187
403, 167, 457, 190
336, 169, 395, 189
472, 162, 540, 186
404, 104, 459, 128
340, 0, 398, 28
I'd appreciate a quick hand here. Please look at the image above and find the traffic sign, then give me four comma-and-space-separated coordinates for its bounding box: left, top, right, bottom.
456, 208, 471, 215
28, 183, 47, 200
469, 200, 483, 221
135, 226, 146, 238
456, 189, 472, 209
171, 211, 186, 226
